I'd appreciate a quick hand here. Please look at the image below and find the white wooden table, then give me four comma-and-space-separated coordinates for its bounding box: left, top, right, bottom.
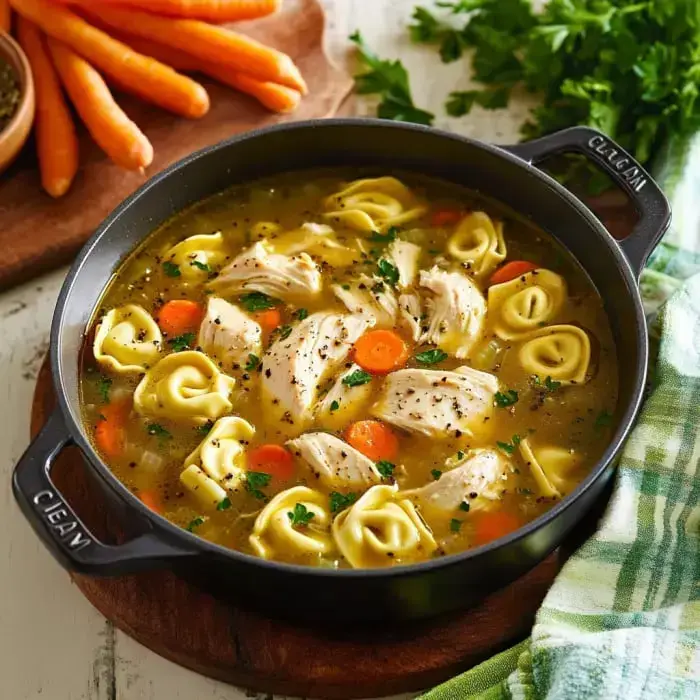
0, 2, 526, 697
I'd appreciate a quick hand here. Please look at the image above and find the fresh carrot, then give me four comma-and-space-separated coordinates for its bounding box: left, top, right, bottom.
254, 308, 282, 332
80, 5, 307, 94
473, 511, 521, 546
431, 208, 462, 227
9, 0, 210, 119
157, 300, 204, 337
345, 420, 399, 462
489, 260, 539, 286
95, 400, 130, 458
104, 30, 198, 72
60, 0, 281, 23
47, 38, 154, 171
353, 330, 409, 375
0, 0, 10, 32
139, 489, 162, 514
247, 444, 295, 481
16, 18, 79, 197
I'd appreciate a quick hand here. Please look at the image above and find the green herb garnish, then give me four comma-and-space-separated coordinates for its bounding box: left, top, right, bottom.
330, 399, 340, 412
330, 491, 358, 514
239, 292, 278, 312
369, 227, 398, 243
456, 450, 465, 460
147, 423, 171, 440
377, 259, 400, 286
278, 324, 293, 340
97, 375, 112, 403
450, 518, 462, 533
497, 434, 522, 455
595, 410, 613, 430
245, 471, 272, 500
217, 497, 232, 511
376, 460, 396, 479
495, 389, 519, 408
191, 260, 211, 272
342, 369, 372, 387
431, 469, 442, 480
459, 501, 470, 512
287, 503, 315, 527
245, 353, 261, 371
196, 420, 214, 436
186, 516, 205, 532
168, 332, 195, 352
295, 308, 309, 321
415, 349, 448, 365
162, 261, 181, 277
533, 375, 561, 392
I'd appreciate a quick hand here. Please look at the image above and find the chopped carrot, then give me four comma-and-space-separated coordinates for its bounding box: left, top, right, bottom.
94, 400, 130, 458
345, 420, 399, 462
353, 330, 409, 375
80, 5, 307, 93
139, 489, 161, 514
9, 0, 210, 119
254, 308, 282, 332
16, 18, 79, 197
157, 300, 204, 337
248, 444, 295, 481
47, 38, 154, 172
431, 208, 462, 227
489, 260, 539, 286
473, 511, 521, 547
0, 0, 10, 32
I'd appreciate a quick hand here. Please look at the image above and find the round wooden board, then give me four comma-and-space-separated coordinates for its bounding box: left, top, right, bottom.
31, 357, 575, 699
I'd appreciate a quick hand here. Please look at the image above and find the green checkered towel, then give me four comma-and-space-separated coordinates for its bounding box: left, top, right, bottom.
422, 132, 700, 700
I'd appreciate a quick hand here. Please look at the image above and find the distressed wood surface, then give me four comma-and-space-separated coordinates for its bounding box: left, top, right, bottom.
0, 1, 538, 698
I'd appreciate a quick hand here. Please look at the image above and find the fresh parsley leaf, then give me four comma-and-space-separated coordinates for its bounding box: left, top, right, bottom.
341, 283, 351, 290
162, 261, 181, 277
278, 324, 293, 340
168, 332, 195, 352
376, 460, 396, 478
217, 497, 232, 511
415, 349, 448, 365
497, 434, 522, 455
431, 468, 442, 480
377, 259, 400, 286
342, 369, 372, 387
369, 227, 398, 243
329, 491, 358, 514
287, 503, 315, 527
245, 353, 261, 371
186, 516, 205, 532
494, 389, 519, 408
409, 6, 465, 63
239, 292, 278, 313
450, 518, 463, 533
456, 450, 465, 460
350, 30, 434, 125
97, 375, 112, 404
191, 260, 211, 272
544, 376, 562, 392
459, 501, 471, 512
245, 471, 272, 500
330, 399, 340, 412
446, 87, 511, 116
594, 410, 613, 431
196, 420, 214, 436
147, 423, 171, 440
295, 308, 309, 321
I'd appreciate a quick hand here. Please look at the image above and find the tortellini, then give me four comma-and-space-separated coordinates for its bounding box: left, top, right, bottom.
323, 177, 427, 233
164, 232, 228, 281
519, 439, 582, 498
332, 484, 437, 568
446, 212, 506, 277
249, 486, 334, 560
268, 223, 360, 267
93, 304, 162, 374
518, 324, 591, 385
488, 269, 567, 340
134, 351, 236, 424
180, 464, 228, 510
183, 416, 255, 483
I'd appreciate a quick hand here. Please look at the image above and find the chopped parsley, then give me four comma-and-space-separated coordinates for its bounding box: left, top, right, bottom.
377, 258, 400, 286
369, 227, 398, 243
217, 497, 232, 511
533, 375, 561, 392
329, 491, 358, 514
456, 450, 465, 460
594, 410, 613, 430
97, 375, 112, 403
245, 353, 261, 371
450, 518, 462, 533
430, 468, 442, 481
376, 460, 396, 478
295, 308, 309, 321
245, 471, 272, 500
342, 369, 372, 387
191, 260, 211, 272
147, 423, 171, 440
415, 349, 448, 365
168, 332, 195, 352
497, 434, 522, 455
162, 261, 181, 277
341, 283, 351, 290
186, 516, 205, 532
494, 389, 519, 408
239, 292, 278, 312
278, 324, 293, 340
287, 503, 315, 527
196, 420, 214, 436
330, 399, 340, 412
459, 501, 470, 512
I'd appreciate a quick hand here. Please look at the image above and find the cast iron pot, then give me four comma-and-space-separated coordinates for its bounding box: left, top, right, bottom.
12, 120, 670, 623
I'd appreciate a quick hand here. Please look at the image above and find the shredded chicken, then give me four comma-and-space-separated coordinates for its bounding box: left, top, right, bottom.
398, 292, 422, 342
332, 274, 398, 327
384, 240, 421, 289
315, 363, 374, 428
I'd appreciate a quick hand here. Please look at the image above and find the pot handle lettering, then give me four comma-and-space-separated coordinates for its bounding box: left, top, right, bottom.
504, 126, 670, 276
13, 409, 195, 576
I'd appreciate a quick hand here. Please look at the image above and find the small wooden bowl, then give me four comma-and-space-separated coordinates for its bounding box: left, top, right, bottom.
0, 32, 35, 175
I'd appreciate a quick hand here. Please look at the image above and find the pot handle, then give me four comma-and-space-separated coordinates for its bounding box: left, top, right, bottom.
13, 409, 196, 576
505, 126, 670, 276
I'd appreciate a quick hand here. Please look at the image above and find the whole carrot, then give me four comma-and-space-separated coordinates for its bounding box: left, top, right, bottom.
82, 5, 307, 94
16, 18, 79, 197
0, 0, 10, 32
47, 38, 154, 172
9, 0, 210, 118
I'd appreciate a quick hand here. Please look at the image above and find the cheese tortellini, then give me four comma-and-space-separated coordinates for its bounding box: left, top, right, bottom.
93, 304, 162, 374
332, 484, 437, 568
250, 486, 334, 560
164, 232, 228, 281
446, 211, 506, 277
519, 439, 582, 498
323, 177, 427, 233
518, 324, 591, 385
488, 269, 567, 340
134, 351, 236, 424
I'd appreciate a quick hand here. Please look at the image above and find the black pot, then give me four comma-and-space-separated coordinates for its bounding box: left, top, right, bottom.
13, 120, 670, 623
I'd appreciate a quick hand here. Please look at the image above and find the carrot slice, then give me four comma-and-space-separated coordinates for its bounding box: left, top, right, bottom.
254, 308, 282, 332
431, 208, 462, 227
473, 511, 521, 546
489, 261, 538, 286
94, 400, 130, 458
353, 330, 409, 375
248, 444, 295, 481
157, 300, 204, 337
345, 420, 399, 462
139, 489, 161, 514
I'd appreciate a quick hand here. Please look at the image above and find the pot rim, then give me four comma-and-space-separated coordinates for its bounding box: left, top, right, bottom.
49, 118, 648, 579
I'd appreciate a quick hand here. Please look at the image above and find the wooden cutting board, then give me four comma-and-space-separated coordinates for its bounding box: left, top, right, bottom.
0, 0, 353, 292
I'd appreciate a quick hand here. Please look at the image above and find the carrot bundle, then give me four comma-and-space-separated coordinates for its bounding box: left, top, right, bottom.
16, 17, 79, 197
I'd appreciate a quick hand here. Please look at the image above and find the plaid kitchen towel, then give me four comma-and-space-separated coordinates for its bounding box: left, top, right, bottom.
422, 133, 700, 700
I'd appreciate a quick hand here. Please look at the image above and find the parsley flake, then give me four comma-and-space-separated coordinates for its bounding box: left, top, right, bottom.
186, 516, 205, 532
431, 469, 442, 481
97, 375, 112, 403
342, 369, 372, 387
377, 259, 400, 286
245, 471, 272, 500
497, 434, 522, 455
450, 518, 462, 533
191, 260, 211, 272
287, 503, 315, 527
459, 501, 471, 512
196, 420, 214, 436
495, 389, 519, 408
217, 497, 232, 511
415, 349, 448, 365
376, 460, 396, 478
329, 491, 358, 514
278, 324, 293, 340
162, 261, 181, 277
147, 423, 171, 440
245, 353, 261, 371
239, 292, 278, 313
369, 227, 398, 243
330, 399, 340, 412
295, 308, 309, 321
168, 332, 195, 352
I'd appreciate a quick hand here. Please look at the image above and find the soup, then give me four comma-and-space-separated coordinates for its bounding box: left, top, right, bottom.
80, 172, 618, 569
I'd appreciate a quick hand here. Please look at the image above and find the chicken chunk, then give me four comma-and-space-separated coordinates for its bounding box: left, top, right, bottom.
384, 240, 421, 289
371, 366, 498, 439
260, 312, 372, 430
287, 432, 382, 488
332, 274, 398, 327
209, 241, 322, 300
398, 292, 422, 342
197, 297, 261, 369
419, 267, 486, 359
315, 363, 375, 430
